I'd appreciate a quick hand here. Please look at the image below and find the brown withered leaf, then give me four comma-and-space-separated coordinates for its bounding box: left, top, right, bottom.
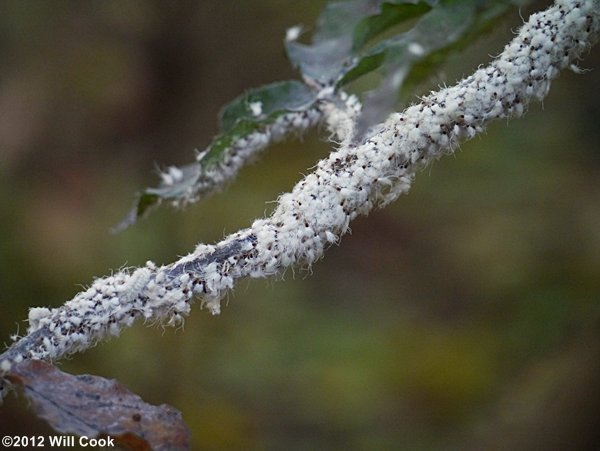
6, 360, 190, 451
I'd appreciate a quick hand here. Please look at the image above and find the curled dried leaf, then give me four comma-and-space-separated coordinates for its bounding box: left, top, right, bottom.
6, 360, 190, 451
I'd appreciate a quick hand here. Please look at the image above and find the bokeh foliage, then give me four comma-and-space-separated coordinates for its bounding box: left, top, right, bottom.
1, 1, 599, 449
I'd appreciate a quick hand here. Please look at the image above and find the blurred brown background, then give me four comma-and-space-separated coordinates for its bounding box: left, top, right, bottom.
1, 1, 600, 449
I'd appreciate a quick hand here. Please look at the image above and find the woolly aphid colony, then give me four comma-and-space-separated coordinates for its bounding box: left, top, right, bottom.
0, 0, 598, 381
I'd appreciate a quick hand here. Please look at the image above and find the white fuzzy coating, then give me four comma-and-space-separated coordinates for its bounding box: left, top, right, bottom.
116, 267, 152, 303
249, 101, 263, 117
320, 92, 362, 145
169, 88, 361, 208
1, 0, 598, 374
0, 360, 10, 372
160, 166, 184, 186
286, 25, 302, 42
167, 101, 327, 209
408, 42, 425, 56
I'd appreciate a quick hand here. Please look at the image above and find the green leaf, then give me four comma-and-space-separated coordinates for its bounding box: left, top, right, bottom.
113, 163, 202, 233
146, 163, 202, 199
340, 0, 515, 87
286, 0, 433, 85
352, 0, 433, 52
112, 192, 161, 234
137, 192, 161, 215
285, 0, 383, 84
219, 80, 316, 133
115, 81, 318, 231
206, 80, 318, 165
345, 0, 516, 135
201, 119, 258, 166
400, 0, 515, 100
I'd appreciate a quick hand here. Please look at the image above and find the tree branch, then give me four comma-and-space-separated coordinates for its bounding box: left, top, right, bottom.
1, 0, 598, 393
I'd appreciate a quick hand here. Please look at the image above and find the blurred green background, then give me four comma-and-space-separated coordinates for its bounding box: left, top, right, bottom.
1, 1, 600, 450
